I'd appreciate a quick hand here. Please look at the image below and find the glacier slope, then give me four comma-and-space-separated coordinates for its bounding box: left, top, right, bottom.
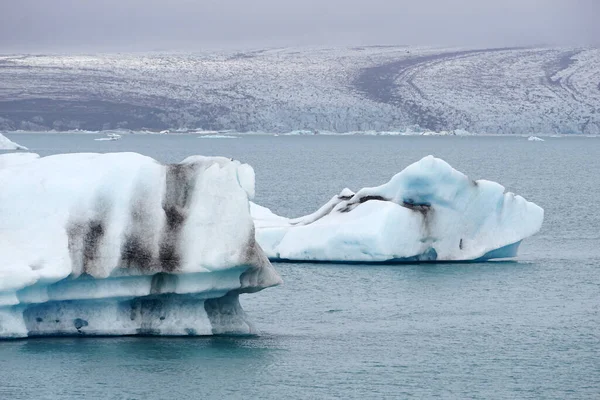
0, 152, 281, 338
0, 46, 598, 134
252, 156, 544, 263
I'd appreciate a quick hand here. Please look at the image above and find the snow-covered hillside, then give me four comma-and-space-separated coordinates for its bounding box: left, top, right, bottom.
0, 46, 598, 134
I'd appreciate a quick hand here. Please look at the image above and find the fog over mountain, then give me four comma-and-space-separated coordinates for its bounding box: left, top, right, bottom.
0, 0, 598, 52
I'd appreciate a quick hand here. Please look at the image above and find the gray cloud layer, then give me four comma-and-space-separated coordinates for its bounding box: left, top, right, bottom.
0, 0, 597, 52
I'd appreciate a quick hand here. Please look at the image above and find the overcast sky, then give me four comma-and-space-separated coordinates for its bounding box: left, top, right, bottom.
0, 0, 597, 52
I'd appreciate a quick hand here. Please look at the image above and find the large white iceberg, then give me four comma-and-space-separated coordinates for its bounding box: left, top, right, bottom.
0, 133, 28, 150
252, 156, 544, 263
0, 152, 281, 338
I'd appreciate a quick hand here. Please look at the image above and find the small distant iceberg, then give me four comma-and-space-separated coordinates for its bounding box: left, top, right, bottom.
277, 128, 475, 136
0, 133, 28, 150
94, 133, 122, 141
107, 133, 122, 140
193, 129, 236, 135
420, 129, 473, 136
198, 135, 239, 139
528, 136, 545, 142
282, 129, 320, 136
252, 156, 544, 263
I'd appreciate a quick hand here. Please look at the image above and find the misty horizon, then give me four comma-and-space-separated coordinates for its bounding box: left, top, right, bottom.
0, 0, 598, 53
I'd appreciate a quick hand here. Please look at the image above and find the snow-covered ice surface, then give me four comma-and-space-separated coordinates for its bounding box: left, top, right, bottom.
0, 46, 598, 134
0, 133, 28, 150
252, 156, 544, 263
0, 152, 39, 169
0, 152, 281, 338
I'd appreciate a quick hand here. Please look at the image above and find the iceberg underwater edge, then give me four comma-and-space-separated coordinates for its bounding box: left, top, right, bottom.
252, 156, 544, 263
0, 152, 281, 338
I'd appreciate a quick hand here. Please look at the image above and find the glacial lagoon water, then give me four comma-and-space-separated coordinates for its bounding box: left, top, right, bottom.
1, 134, 599, 399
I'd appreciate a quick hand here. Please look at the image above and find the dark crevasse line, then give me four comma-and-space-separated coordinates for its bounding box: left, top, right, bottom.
352, 47, 523, 130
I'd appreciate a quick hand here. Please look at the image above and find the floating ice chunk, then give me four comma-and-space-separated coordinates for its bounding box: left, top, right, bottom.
0, 133, 28, 150
0, 152, 281, 338
528, 136, 545, 141
420, 129, 473, 136
252, 156, 544, 263
198, 135, 239, 139
282, 130, 319, 135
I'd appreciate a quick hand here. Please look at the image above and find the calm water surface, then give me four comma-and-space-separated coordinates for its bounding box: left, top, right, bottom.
1, 134, 598, 399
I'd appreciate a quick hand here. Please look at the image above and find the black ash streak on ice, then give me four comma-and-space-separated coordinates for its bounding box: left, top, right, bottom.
335, 193, 436, 245
57, 163, 202, 336
4, 155, 282, 338
321, 192, 443, 259
159, 163, 198, 272
121, 177, 160, 271
66, 162, 200, 276
66, 195, 113, 276
338, 195, 388, 213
